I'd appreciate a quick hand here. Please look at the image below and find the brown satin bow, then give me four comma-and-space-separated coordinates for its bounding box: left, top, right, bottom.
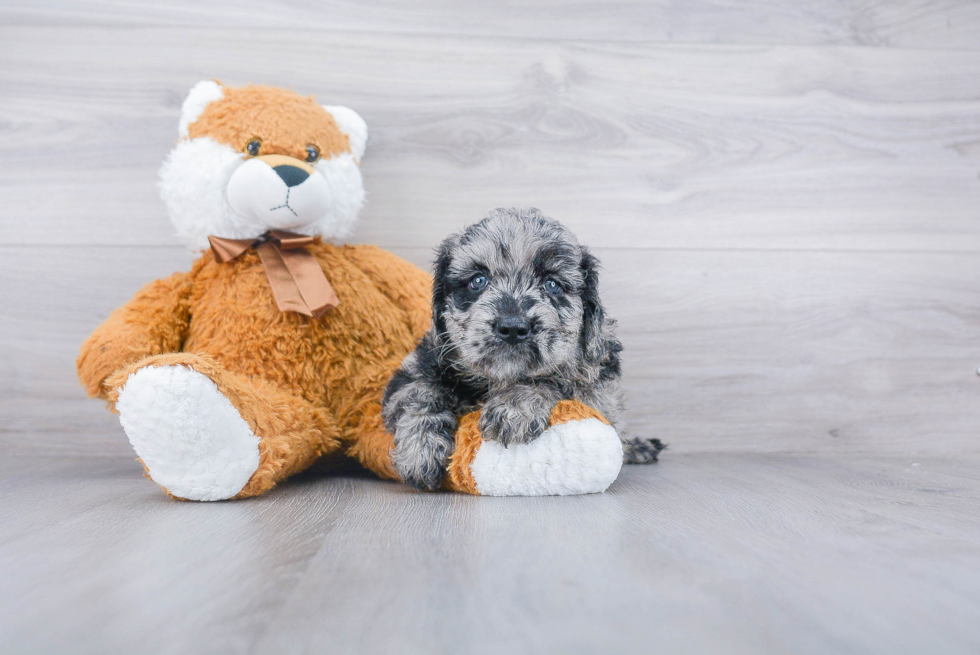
208, 230, 339, 318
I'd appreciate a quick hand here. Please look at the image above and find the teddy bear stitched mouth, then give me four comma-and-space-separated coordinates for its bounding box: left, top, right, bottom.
269, 188, 299, 217
224, 155, 335, 229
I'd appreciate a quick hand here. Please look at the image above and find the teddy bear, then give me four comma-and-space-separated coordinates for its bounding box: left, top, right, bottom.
76, 80, 624, 500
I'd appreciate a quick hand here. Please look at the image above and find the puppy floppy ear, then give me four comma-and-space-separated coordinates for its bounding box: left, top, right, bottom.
432, 234, 458, 338
579, 247, 610, 365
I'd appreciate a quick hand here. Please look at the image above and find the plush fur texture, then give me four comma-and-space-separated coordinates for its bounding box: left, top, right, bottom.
471, 418, 622, 496
80, 242, 433, 499
178, 80, 225, 139
79, 82, 647, 500
448, 400, 623, 496
321, 105, 368, 162
160, 82, 366, 251
382, 208, 665, 491
79, 82, 433, 500
117, 364, 261, 501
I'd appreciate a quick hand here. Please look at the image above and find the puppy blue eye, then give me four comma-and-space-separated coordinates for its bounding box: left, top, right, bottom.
469, 275, 488, 291
544, 279, 562, 295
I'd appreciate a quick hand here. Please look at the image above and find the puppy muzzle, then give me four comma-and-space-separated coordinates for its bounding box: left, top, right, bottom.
493, 316, 531, 345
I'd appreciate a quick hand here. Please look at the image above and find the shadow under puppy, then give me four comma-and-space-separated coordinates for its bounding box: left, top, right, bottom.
382, 207, 664, 490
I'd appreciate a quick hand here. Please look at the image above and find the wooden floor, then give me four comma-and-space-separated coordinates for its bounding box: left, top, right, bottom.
3, 453, 980, 654
2, 1, 980, 653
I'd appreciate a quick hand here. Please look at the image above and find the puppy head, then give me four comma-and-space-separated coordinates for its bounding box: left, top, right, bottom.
159, 80, 368, 250
433, 207, 609, 383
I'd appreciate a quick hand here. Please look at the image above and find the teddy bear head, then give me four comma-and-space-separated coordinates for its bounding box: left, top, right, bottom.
159, 81, 368, 251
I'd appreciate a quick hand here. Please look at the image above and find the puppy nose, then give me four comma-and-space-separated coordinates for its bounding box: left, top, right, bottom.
494, 317, 530, 344
273, 165, 310, 188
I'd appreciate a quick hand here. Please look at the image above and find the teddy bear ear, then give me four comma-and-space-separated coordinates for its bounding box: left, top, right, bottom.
178, 80, 225, 139
323, 105, 368, 162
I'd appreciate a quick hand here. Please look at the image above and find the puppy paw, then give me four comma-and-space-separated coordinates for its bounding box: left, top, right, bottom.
622, 437, 666, 464
478, 398, 551, 447
392, 427, 454, 491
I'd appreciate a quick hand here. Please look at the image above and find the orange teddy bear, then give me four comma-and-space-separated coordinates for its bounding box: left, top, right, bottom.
77, 81, 623, 500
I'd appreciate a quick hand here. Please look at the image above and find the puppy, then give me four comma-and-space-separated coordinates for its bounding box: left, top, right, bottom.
382, 208, 664, 490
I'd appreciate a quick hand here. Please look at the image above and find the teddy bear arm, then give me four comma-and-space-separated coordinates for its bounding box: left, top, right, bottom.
343, 245, 433, 340
76, 271, 194, 401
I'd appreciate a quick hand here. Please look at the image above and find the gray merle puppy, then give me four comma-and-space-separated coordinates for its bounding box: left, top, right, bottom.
382, 207, 664, 490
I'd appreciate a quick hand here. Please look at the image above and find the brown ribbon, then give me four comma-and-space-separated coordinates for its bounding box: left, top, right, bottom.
208, 230, 339, 318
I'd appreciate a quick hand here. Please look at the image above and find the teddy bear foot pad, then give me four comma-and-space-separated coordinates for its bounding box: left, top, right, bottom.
446, 401, 625, 496
117, 365, 261, 501
467, 418, 623, 496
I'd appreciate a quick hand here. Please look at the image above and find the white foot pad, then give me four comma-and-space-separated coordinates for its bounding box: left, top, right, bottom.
469, 418, 623, 496
116, 365, 261, 501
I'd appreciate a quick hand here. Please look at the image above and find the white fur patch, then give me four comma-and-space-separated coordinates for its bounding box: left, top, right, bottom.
469, 418, 623, 496
116, 365, 261, 501
323, 105, 368, 162
226, 158, 332, 230
158, 137, 364, 251
310, 152, 365, 239
159, 137, 246, 249
178, 80, 224, 139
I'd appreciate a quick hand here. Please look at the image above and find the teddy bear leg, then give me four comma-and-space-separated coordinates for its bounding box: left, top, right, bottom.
335, 360, 403, 482
109, 353, 342, 501
446, 400, 624, 496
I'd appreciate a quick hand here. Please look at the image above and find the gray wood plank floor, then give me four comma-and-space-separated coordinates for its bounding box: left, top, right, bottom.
2, 453, 980, 655
2, 1, 979, 653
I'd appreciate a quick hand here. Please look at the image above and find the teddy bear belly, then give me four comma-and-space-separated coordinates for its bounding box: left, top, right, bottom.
183, 294, 418, 406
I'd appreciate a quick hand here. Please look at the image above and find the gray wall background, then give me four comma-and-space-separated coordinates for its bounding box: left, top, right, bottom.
2, 1, 979, 456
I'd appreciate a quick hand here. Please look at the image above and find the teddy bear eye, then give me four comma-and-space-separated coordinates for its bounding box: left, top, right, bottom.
245, 140, 261, 157
305, 145, 320, 163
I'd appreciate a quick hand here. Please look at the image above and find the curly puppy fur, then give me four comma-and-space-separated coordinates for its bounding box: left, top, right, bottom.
382, 208, 664, 490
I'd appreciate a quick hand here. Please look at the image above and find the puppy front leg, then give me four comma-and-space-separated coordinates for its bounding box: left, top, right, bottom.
479, 384, 563, 447
383, 369, 459, 491
391, 408, 456, 491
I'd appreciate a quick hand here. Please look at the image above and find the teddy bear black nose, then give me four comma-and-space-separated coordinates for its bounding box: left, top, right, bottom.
494, 317, 531, 345
273, 165, 310, 188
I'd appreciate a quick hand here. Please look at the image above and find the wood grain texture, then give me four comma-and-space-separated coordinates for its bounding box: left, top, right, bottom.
2, 26, 980, 251
2, 453, 979, 655
3, 0, 980, 50
3, 246, 977, 456
3, 4, 980, 652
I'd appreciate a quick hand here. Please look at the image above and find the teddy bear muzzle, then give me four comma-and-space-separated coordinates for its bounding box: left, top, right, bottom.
226, 153, 332, 230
